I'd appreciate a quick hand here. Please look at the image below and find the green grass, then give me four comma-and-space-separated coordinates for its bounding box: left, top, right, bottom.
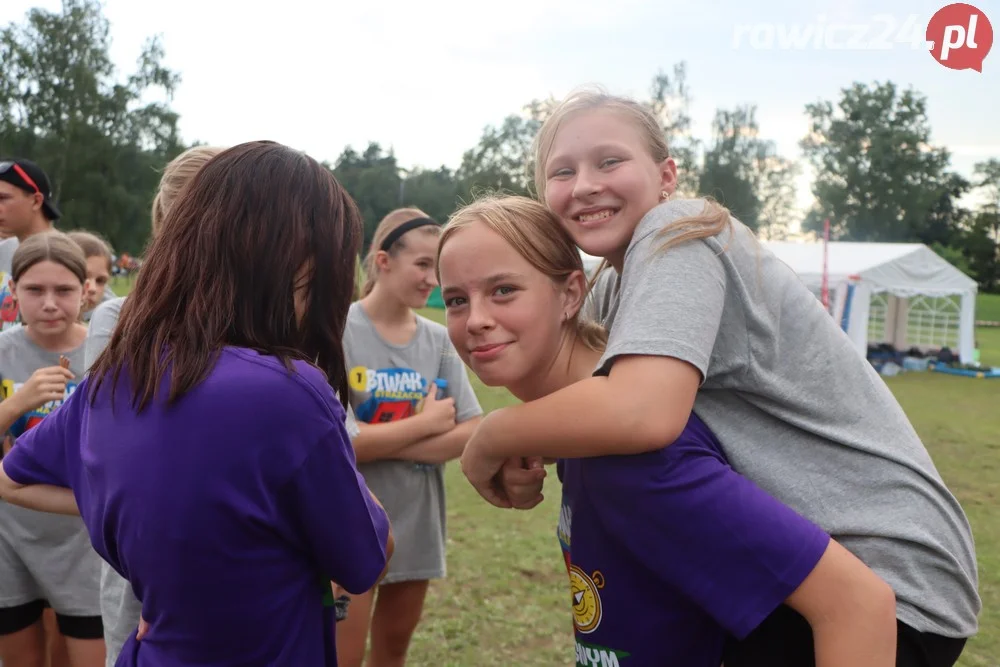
977, 292, 1000, 323
978, 327, 1000, 367
107, 279, 997, 664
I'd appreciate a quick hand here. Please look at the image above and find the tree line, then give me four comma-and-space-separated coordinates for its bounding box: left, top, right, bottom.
2, 0, 998, 290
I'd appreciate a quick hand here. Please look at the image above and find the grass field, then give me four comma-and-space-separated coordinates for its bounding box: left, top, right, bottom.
977, 292, 1000, 323
109, 276, 998, 665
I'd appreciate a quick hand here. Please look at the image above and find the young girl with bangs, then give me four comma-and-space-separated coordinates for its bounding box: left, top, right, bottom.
0, 231, 104, 667
336, 208, 482, 667
458, 90, 980, 667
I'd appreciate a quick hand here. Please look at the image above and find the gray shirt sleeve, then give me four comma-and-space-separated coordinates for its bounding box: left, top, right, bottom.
85, 297, 126, 372
343, 402, 360, 439
437, 337, 482, 423
596, 231, 727, 382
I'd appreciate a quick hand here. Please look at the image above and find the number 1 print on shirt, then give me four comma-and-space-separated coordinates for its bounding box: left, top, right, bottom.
349, 366, 429, 424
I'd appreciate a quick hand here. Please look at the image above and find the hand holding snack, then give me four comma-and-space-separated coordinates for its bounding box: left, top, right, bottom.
13, 363, 74, 413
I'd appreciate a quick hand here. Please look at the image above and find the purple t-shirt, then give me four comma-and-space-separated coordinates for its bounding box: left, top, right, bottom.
3, 347, 390, 666
556, 413, 830, 667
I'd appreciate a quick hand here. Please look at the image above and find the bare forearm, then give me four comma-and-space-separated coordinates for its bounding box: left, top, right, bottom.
352, 417, 435, 464
8, 485, 79, 516
0, 465, 80, 516
484, 376, 683, 460
398, 418, 480, 464
812, 606, 897, 667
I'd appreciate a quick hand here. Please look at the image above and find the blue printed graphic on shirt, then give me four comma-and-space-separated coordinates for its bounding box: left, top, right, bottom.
0, 377, 79, 438
348, 366, 446, 424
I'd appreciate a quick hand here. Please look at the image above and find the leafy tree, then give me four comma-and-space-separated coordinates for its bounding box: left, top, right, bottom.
401, 167, 461, 225
0, 0, 184, 253
697, 104, 798, 236
329, 143, 405, 250
800, 81, 961, 244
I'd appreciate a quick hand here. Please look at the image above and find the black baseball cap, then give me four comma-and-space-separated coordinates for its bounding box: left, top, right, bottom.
0, 158, 62, 221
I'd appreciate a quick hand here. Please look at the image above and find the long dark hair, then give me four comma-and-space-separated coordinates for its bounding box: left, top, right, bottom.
88, 141, 363, 411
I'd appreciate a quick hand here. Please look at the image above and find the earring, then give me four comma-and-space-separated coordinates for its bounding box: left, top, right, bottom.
661, 191, 669, 200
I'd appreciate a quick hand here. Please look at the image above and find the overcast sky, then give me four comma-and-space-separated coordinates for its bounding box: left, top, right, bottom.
3, 0, 997, 220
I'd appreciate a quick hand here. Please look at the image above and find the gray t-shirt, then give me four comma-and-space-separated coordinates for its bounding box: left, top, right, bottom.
84, 297, 141, 667
0, 237, 18, 274
343, 301, 482, 582
591, 198, 980, 638
0, 326, 85, 432
0, 326, 101, 619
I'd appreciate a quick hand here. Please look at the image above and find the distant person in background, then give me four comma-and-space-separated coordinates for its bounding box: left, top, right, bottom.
66, 232, 114, 323
0, 159, 61, 333
336, 208, 482, 667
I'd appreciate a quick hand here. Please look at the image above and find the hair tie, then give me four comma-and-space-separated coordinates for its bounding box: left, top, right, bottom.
380, 217, 438, 251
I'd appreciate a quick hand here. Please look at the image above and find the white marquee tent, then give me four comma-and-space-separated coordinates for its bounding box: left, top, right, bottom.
763, 241, 978, 364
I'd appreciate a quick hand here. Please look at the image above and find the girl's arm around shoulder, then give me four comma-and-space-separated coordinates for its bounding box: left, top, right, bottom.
474, 355, 702, 461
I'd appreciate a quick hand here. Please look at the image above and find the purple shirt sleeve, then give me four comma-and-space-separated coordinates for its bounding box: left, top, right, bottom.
585, 429, 830, 639
2, 381, 83, 489
281, 424, 391, 595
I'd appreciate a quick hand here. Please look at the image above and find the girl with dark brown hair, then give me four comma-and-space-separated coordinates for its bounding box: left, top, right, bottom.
0, 141, 394, 666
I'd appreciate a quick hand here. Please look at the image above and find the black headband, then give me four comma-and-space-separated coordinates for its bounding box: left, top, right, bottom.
380, 217, 438, 251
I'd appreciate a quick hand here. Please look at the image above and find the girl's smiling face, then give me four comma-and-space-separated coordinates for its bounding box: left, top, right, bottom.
439, 221, 575, 399
543, 109, 677, 270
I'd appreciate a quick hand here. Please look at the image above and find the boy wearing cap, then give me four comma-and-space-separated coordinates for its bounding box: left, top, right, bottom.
0, 159, 115, 333
0, 159, 62, 333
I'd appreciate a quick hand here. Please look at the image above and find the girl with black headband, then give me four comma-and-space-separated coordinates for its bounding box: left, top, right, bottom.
336, 208, 483, 667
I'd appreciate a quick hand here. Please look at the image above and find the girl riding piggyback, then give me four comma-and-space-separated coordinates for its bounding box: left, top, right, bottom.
459, 89, 979, 667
